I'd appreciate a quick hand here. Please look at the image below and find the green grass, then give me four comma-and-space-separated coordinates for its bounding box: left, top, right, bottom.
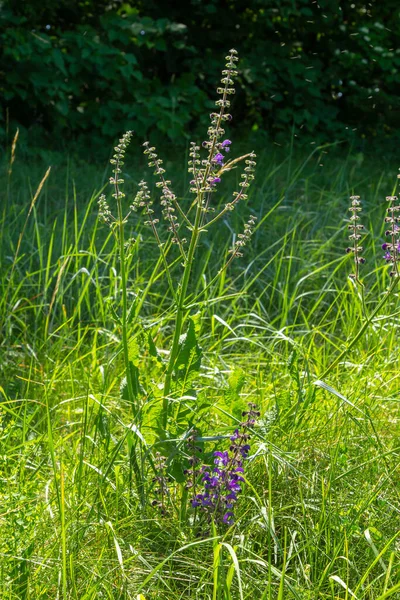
0, 142, 399, 599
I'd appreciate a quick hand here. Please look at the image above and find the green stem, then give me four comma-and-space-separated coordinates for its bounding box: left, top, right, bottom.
201, 184, 248, 230
145, 204, 176, 302
319, 279, 398, 381
187, 249, 239, 307
161, 58, 234, 428
115, 183, 135, 406
162, 207, 202, 425
133, 244, 172, 320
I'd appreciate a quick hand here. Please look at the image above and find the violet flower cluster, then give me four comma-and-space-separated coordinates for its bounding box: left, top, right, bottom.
189, 403, 259, 526
188, 49, 239, 202
151, 452, 169, 515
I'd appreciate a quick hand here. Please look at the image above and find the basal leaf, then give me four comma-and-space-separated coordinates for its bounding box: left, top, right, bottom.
173, 314, 202, 392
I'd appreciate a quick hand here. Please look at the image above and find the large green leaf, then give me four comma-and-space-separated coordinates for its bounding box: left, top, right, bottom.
120, 334, 144, 402
173, 313, 202, 394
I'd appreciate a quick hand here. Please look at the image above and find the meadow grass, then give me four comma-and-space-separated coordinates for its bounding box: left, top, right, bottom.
0, 143, 399, 599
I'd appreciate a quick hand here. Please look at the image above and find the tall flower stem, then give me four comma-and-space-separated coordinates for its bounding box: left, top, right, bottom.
162, 205, 202, 424
161, 51, 238, 427
110, 134, 136, 406
116, 192, 135, 405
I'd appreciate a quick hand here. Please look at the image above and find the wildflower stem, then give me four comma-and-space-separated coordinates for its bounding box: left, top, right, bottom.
201, 183, 250, 229
144, 204, 177, 302
185, 248, 242, 308
175, 200, 194, 229
161, 51, 238, 427
162, 205, 202, 424
114, 163, 135, 406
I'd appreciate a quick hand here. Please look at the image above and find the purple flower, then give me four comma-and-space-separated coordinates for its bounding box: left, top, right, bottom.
230, 429, 240, 442
382, 243, 388, 250
214, 451, 229, 466
240, 444, 251, 458
226, 492, 238, 502
221, 140, 232, 152
223, 512, 234, 525
210, 177, 221, 186
186, 402, 259, 527
384, 252, 392, 261
227, 480, 241, 492
213, 153, 224, 165
208, 476, 220, 487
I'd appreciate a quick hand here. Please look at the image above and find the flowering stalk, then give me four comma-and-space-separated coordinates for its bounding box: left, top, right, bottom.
151, 452, 169, 515
130, 180, 176, 300
109, 131, 136, 404
143, 142, 187, 257
107, 51, 258, 433
346, 195, 365, 284
190, 403, 259, 526
382, 195, 400, 278
162, 50, 244, 421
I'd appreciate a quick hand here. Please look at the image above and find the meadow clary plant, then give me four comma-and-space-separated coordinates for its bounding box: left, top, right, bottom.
98, 49, 258, 436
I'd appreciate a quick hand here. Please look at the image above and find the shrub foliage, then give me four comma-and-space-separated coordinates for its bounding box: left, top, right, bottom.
1, 0, 400, 146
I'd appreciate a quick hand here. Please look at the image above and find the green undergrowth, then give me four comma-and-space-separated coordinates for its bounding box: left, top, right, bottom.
0, 145, 399, 599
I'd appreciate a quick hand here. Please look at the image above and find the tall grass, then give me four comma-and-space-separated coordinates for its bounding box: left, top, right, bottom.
0, 134, 399, 597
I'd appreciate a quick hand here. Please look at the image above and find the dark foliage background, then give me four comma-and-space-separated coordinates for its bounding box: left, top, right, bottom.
1, 0, 399, 151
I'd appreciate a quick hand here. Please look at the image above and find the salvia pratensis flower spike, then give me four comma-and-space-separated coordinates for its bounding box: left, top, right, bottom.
130, 180, 160, 229
189, 402, 259, 527
110, 130, 133, 203
98, 130, 134, 226
346, 195, 366, 283
224, 152, 257, 213
189, 50, 239, 205
229, 214, 257, 259
382, 195, 400, 278
142, 141, 186, 254
187, 50, 256, 231
98, 194, 114, 226
151, 452, 169, 515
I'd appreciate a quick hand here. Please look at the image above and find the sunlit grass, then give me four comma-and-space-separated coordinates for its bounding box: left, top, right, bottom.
0, 145, 399, 599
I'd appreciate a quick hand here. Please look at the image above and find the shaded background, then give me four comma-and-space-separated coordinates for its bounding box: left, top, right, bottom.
1, 0, 400, 156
